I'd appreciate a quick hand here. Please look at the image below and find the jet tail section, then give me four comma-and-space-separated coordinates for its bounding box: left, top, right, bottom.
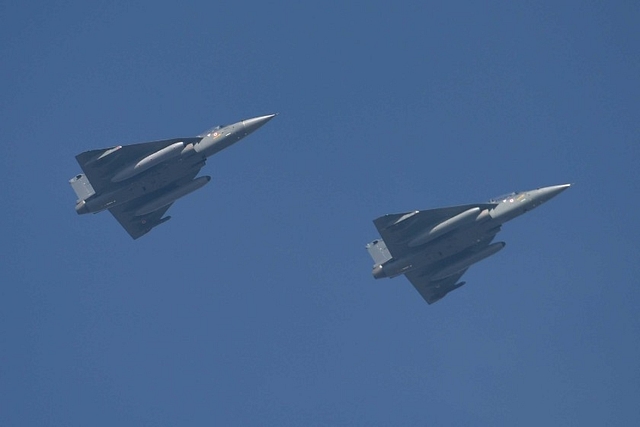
69, 173, 96, 202
366, 238, 392, 266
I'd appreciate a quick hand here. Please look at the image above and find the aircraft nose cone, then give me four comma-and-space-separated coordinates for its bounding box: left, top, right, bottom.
242, 113, 278, 134
534, 183, 572, 204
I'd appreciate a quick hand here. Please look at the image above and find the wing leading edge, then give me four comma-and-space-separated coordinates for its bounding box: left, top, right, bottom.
109, 203, 173, 239
404, 268, 468, 304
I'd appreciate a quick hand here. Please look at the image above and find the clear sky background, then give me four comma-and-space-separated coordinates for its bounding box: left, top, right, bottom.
1, 1, 638, 425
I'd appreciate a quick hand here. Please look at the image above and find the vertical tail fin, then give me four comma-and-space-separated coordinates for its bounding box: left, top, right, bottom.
366, 238, 392, 266
69, 173, 96, 202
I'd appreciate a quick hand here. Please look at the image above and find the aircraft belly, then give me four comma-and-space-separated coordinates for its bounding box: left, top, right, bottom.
409, 224, 499, 270
85, 158, 203, 213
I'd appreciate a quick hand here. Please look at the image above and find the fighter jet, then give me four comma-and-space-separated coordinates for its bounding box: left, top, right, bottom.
366, 184, 571, 304
69, 114, 277, 239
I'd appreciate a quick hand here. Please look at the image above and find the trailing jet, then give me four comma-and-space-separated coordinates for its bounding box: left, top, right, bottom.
366, 184, 571, 304
69, 114, 277, 239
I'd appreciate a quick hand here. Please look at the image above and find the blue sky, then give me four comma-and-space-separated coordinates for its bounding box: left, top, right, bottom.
1, 1, 639, 425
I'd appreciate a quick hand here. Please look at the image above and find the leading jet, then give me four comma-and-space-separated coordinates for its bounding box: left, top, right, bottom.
366, 184, 571, 304
69, 114, 277, 239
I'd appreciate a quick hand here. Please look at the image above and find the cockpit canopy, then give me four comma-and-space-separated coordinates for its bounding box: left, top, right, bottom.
197, 124, 226, 137
489, 191, 518, 203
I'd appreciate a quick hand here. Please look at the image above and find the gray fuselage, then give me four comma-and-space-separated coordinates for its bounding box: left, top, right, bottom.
74, 114, 276, 215
373, 184, 571, 279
